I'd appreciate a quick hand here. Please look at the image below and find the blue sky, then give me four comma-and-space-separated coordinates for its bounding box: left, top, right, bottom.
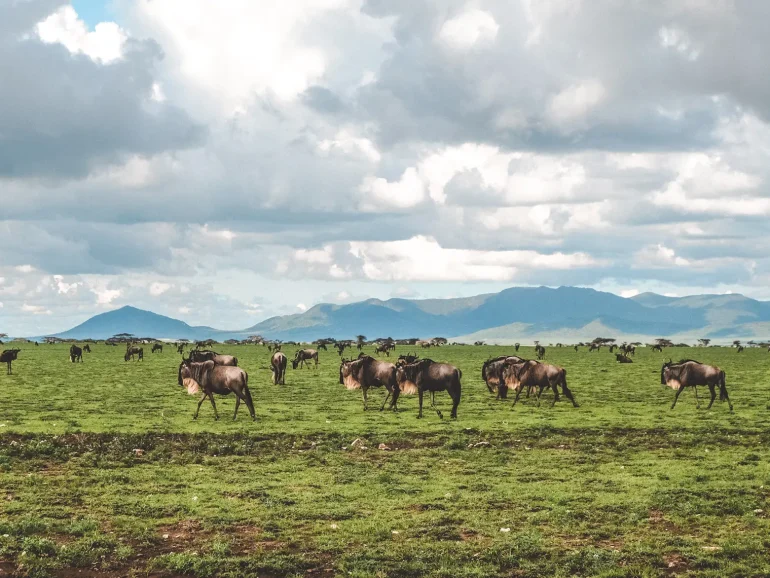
3, 0, 770, 336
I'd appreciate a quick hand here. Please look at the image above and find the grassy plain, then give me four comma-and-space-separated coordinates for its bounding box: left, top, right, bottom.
1, 343, 770, 577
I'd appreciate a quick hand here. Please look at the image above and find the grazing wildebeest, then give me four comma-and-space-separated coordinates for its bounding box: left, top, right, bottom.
374, 343, 391, 357
514, 343, 520, 352
417, 340, 433, 349
339, 356, 398, 411
176, 343, 186, 354
481, 355, 525, 400
661, 359, 732, 411
535, 345, 546, 360
271, 351, 287, 385
124, 346, 144, 362
152, 343, 163, 354
608, 344, 617, 353
651, 344, 663, 353
178, 359, 255, 420
574, 345, 579, 352
589, 343, 601, 352
335, 342, 349, 356
83, 344, 91, 354
292, 349, 319, 369
395, 359, 461, 419
736, 345, 745, 353
187, 349, 238, 366
268, 343, 282, 353
1, 349, 20, 374
616, 354, 633, 364
70, 345, 83, 363
317, 343, 328, 351
502, 360, 578, 408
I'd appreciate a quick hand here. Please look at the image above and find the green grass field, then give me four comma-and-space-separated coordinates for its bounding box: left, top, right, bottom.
1, 343, 769, 577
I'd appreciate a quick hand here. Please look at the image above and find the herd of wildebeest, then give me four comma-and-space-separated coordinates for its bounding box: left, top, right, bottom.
0, 335, 742, 420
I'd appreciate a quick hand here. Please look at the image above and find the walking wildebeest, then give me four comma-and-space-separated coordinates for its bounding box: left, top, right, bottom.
395, 359, 461, 419
661, 359, 732, 411
651, 344, 663, 352
271, 351, 287, 385
83, 344, 91, 354
535, 345, 546, 360
268, 343, 282, 352
124, 346, 144, 362
339, 356, 398, 411
616, 354, 633, 364
574, 345, 579, 352
176, 343, 186, 354
374, 343, 391, 357
514, 343, 520, 352
1, 349, 20, 375
187, 350, 238, 366
70, 345, 83, 363
502, 360, 578, 408
152, 343, 163, 354
481, 355, 525, 400
178, 359, 255, 421
736, 345, 744, 353
397, 353, 419, 367
292, 349, 319, 369
589, 343, 600, 352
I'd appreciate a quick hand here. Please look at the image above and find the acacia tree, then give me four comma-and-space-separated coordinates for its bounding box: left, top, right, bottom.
698, 339, 711, 347
356, 335, 367, 350
733, 340, 742, 348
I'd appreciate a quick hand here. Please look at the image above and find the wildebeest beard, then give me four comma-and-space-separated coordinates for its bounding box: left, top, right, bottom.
340, 360, 362, 390
179, 361, 205, 395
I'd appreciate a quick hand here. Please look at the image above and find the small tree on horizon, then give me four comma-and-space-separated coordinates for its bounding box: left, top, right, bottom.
698, 339, 711, 347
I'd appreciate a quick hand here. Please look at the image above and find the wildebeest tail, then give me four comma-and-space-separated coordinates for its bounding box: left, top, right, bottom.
242, 373, 256, 414
719, 370, 728, 401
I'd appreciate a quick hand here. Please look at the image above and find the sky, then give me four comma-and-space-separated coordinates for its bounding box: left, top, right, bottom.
2, 0, 770, 336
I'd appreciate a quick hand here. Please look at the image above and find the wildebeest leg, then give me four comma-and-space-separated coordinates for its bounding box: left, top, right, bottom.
693, 385, 700, 409
430, 391, 443, 419
209, 395, 219, 420
511, 386, 524, 408
550, 383, 560, 407
362, 387, 368, 410
561, 381, 578, 407
671, 386, 685, 410
233, 395, 241, 420
417, 389, 424, 418
380, 389, 391, 411
450, 390, 459, 419
706, 385, 716, 410
194, 394, 208, 419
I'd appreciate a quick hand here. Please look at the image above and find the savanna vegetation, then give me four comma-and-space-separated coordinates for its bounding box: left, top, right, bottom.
1, 343, 769, 577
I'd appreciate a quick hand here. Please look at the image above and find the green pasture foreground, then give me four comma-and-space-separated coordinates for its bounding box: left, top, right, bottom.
1, 344, 769, 577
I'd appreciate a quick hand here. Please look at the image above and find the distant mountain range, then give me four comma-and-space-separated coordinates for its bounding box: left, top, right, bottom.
42, 286, 770, 344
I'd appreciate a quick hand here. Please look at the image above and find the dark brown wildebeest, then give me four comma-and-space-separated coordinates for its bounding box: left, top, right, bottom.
374, 343, 391, 357
661, 359, 732, 411
608, 344, 617, 353
1, 349, 20, 374
195, 340, 215, 350
292, 349, 319, 369
396, 353, 419, 367
535, 345, 546, 360
176, 343, 186, 354
651, 344, 663, 352
335, 342, 350, 356
187, 349, 238, 366
395, 359, 461, 419
502, 360, 578, 408
574, 345, 579, 352
736, 345, 744, 353
124, 346, 144, 362
514, 343, 520, 352
178, 359, 255, 420
70, 345, 83, 363
83, 344, 91, 354
481, 355, 525, 400
271, 351, 287, 385
589, 343, 601, 352
339, 356, 398, 411
152, 343, 163, 353
616, 354, 633, 364
268, 343, 282, 353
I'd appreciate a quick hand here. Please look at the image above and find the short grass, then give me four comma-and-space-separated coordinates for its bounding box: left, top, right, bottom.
1, 343, 769, 577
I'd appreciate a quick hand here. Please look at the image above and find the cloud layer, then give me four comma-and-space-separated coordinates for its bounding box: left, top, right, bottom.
2, 0, 770, 335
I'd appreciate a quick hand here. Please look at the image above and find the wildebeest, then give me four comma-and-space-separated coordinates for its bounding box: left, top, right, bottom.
620, 344, 636, 356
514, 343, 520, 352
589, 343, 601, 352
481, 355, 525, 400
176, 343, 186, 354
609, 344, 617, 353
397, 353, 419, 366
417, 340, 433, 349
83, 344, 91, 354
187, 349, 238, 366
178, 359, 255, 420
152, 343, 163, 354
502, 360, 578, 408
395, 359, 461, 419
268, 343, 282, 352
292, 349, 319, 369
736, 345, 744, 353
339, 356, 398, 410
616, 354, 633, 364
271, 351, 287, 385
124, 346, 144, 362
651, 344, 663, 352
335, 342, 350, 356
535, 345, 546, 360
374, 343, 391, 357
70, 345, 83, 363
1, 349, 20, 375
661, 359, 732, 411
574, 345, 579, 352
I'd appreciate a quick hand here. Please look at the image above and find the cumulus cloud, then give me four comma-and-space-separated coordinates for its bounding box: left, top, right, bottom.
4, 0, 770, 334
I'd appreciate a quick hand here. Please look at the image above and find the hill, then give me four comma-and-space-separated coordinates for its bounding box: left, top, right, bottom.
44, 287, 770, 343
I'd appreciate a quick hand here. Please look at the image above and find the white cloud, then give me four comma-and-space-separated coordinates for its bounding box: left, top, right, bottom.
634, 244, 691, 269
318, 130, 381, 163
16, 265, 35, 274
179, 306, 191, 314
547, 80, 606, 124
296, 303, 308, 312
37, 6, 127, 64
53, 275, 80, 295
21, 303, 51, 315
620, 289, 640, 298
439, 9, 499, 50
360, 167, 425, 209
149, 282, 172, 296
